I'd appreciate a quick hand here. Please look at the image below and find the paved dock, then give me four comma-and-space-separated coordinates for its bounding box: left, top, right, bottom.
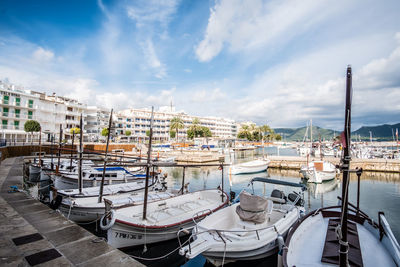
0, 157, 144, 267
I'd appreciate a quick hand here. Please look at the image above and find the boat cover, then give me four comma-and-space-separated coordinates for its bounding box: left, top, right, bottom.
236, 190, 269, 223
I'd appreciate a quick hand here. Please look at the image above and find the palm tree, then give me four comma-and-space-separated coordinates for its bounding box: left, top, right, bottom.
170, 117, 184, 142
190, 118, 201, 138
238, 125, 251, 140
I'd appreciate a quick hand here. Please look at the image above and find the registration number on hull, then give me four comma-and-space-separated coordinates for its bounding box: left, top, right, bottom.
115, 231, 143, 240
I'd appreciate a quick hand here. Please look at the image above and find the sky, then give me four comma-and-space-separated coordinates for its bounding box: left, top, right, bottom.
0, 0, 400, 131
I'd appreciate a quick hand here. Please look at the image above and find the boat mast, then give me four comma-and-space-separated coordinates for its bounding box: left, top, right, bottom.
339, 65, 352, 267
98, 109, 113, 203
78, 114, 83, 194
143, 106, 154, 220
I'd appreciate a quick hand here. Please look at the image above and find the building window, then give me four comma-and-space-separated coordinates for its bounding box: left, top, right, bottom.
14, 120, 19, 130
28, 111, 33, 119
15, 97, 20, 106
3, 95, 9, 105
2, 120, 7, 129
3, 107, 8, 117
28, 99, 34, 108
15, 109, 20, 118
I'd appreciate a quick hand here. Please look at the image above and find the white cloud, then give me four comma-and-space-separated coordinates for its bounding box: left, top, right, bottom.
32, 47, 54, 62
126, 0, 179, 28
141, 39, 167, 78
195, 0, 344, 62
192, 87, 226, 102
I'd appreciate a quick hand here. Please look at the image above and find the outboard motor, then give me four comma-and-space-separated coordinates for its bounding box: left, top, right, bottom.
271, 189, 286, 200
288, 192, 304, 206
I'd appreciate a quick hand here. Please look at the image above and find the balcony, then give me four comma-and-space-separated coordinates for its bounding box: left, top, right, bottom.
1, 100, 9, 105
2, 112, 8, 117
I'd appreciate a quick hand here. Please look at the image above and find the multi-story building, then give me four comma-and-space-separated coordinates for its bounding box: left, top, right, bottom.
1, 80, 238, 143
0, 82, 40, 141
114, 106, 237, 142
85, 106, 110, 142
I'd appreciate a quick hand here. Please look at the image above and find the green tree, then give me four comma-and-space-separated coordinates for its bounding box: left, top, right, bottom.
101, 128, 109, 137
24, 120, 41, 143
146, 130, 150, 137
170, 117, 184, 141
237, 125, 252, 140
169, 130, 176, 139
125, 130, 131, 136
275, 134, 282, 141
70, 127, 80, 135
201, 126, 212, 137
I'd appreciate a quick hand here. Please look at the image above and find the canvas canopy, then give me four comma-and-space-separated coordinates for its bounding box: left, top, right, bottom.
236, 190, 270, 223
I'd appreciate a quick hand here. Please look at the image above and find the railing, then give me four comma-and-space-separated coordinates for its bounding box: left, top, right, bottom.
1, 125, 8, 129
2, 112, 8, 117
2, 100, 9, 105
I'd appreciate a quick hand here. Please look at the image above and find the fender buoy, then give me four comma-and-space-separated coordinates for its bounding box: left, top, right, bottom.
50, 195, 62, 210
100, 210, 116, 230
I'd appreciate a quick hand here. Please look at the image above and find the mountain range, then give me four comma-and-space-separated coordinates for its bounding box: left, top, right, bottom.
274, 123, 400, 141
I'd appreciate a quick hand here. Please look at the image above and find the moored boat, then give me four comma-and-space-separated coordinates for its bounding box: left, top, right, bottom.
283, 66, 400, 267
230, 158, 270, 175
299, 160, 337, 183
102, 189, 228, 248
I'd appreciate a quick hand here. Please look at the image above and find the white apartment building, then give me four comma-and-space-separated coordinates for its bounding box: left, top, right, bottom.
85, 106, 110, 142
114, 106, 237, 142
0, 82, 41, 141
1, 80, 238, 143
0, 80, 87, 142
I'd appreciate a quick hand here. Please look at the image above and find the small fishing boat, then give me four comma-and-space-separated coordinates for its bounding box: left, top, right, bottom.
101, 189, 228, 248
299, 160, 337, 183
283, 66, 400, 267
179, 178, 305, 266
230, 158, 270, 175
53, 166, 147, 190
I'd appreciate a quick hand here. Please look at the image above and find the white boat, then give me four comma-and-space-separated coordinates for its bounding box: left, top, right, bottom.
102, 189, 228, 248
299, 160, 337, 183
179, 178, 306, 266
53, 166, 147, 190
230, 158, 270, 175
58, 190, 174, 223
283, 66, 400, 267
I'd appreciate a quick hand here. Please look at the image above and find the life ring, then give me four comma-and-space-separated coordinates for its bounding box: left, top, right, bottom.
100, 210, 116, 230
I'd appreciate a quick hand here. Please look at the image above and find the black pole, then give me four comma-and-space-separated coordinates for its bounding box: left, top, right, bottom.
356, 168, 362, 214
181, 166, 186, 195
70, 131, 75, 172
98, 109, 113, 203
50, 134, 54, 170
78, 115, 83, 194
221, 164, 224, 202
340, 65, 352, 267
143, 107, 154, 220
57, 125, 62, 172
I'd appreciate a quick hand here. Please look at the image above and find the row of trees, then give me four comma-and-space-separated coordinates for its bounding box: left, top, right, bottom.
237, 124, 281, 141
24, 119, 280, 142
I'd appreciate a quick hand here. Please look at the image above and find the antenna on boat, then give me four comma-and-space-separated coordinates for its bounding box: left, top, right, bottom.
98, 109, 113, 203
339, 65, 352, 267
143, 106, 154, 220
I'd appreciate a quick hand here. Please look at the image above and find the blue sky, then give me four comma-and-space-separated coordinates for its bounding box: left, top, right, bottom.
1, 0, 400, 130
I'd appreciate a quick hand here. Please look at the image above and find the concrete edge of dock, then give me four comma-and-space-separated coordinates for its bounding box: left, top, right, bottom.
0, 157, 144, 267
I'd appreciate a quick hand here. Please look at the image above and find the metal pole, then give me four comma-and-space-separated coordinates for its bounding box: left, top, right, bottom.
340, 65, 352, 267
70, 131, 75, 171
98, 109, 113, 203
78, 115, 83, 194
142, 107, 154, 220
38, 128, 42, 166
221, 165, 224, 202
181, 166, 186, 195
57, 125, 62, 173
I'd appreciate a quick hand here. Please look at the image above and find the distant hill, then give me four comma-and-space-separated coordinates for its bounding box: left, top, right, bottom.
274, 123, 400, 141
352, 123, 400, 141
274, 126, 336, 142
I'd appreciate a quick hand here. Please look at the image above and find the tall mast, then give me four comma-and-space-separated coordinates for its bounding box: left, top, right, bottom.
340, 65, 352, 267
98, 109, 113, 203
142, 107, 154, 220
